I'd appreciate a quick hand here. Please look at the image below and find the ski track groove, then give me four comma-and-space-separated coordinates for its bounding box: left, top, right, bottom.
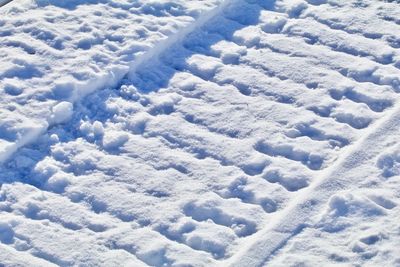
1, 0, 400, 265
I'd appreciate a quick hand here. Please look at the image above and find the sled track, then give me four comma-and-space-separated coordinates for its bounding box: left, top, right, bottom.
1, 0, 400, 265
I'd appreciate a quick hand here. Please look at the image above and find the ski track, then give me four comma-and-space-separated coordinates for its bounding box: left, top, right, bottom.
1, 0, 400, 266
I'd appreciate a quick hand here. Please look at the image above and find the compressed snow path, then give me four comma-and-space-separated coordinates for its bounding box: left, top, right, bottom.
1, 0, 400, 266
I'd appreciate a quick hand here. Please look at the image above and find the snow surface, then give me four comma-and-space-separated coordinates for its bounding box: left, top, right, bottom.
0, 0, 400, 266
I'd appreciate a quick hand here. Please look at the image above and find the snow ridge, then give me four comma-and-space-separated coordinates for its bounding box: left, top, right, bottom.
127, 0, 231, 80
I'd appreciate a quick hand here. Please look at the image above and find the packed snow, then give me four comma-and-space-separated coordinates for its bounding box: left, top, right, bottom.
0, 0, 399, 266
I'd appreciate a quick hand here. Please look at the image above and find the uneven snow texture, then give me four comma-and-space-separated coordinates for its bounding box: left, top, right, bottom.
1, 0, 400, 266
0, 0, 220, 162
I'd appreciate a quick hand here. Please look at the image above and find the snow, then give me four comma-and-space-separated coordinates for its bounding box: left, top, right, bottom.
0, 0, 400, 266
50, 102, 73, 124
0, 0, 220, 163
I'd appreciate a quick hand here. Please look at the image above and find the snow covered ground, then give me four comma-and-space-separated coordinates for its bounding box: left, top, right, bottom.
0, 0, 399, 266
